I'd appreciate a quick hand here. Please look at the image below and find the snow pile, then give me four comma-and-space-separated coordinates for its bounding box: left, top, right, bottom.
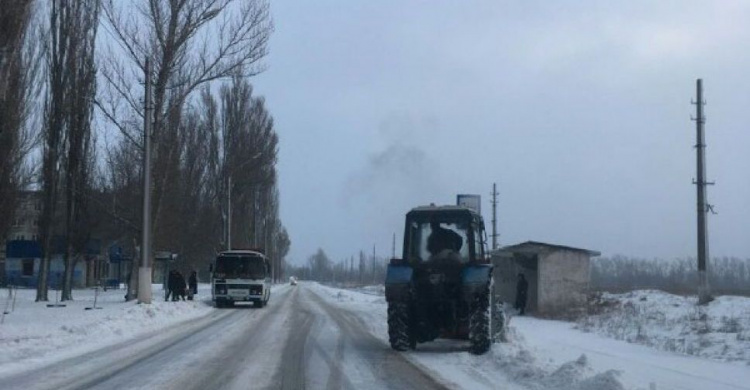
0, 285, 213, 374
577, 290, 750, 363
489, 329, 625, 390
312, 283, 627, 390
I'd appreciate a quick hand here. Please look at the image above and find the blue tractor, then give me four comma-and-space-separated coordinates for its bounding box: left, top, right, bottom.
385, 205, 502, 354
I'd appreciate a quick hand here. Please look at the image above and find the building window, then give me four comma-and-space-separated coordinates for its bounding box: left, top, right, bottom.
22, 259, 34, 276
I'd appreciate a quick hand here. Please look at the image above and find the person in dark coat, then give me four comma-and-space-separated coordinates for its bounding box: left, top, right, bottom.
165, 270, 176, 302
515, 273, 529, 315
188, 271, 198, 300
175, 271, 187, 301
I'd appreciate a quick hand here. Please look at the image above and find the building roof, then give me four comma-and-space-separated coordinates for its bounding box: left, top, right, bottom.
219, 249, 265, 257
410, 205, 474, 213
407, 205, 483, 221
492, 241, 600, 257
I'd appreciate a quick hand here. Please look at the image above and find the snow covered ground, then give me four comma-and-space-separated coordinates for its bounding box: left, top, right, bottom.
310, 283, 626, 390
1, 282, 749, 390
312, 283, 750, 390
577, 290, 750, 363
0, 284, 214, 377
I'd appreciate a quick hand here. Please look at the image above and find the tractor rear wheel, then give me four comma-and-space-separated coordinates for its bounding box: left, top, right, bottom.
469, 289, 491, 355
388, 302, 412, 351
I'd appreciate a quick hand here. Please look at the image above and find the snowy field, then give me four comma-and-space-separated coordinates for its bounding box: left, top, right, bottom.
310, 283, 750, 390
577, 290, 750, 363
0, 284, 214, 377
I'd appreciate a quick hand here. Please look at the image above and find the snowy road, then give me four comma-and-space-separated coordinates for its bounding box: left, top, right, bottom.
0, 284, 448, 390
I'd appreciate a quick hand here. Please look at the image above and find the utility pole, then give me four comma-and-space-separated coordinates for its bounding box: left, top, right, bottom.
692, 78, 714, 305
391, 233, 396, 259
490, 183, 499, 250
138, 60, 153, 304
372, 244, 376, 284
227, 176, 232, 250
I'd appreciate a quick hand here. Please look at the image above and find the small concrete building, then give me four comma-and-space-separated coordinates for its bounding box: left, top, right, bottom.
492, 241, 600, 316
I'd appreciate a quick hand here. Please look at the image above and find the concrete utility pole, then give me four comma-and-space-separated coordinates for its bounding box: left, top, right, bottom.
692, 78, 714, 305
490, 183, 499, 250
392, 232, 396, 259
138, 60, 153, 304
227, 176, 232, 250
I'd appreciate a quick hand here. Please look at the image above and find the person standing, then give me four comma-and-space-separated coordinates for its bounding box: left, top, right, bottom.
188, 271, 198, 301
165, 270, 175, 302
515, 273, 529, 315
175, 271, 187, 301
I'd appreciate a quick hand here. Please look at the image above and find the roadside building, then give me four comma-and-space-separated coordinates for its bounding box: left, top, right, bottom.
2, 191, 105, 288
5, 237, 97, 288
491, 241, 600, 316
1, 191, 41, 285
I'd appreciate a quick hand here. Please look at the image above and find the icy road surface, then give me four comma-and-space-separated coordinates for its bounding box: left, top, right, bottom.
0, 284, 447, 390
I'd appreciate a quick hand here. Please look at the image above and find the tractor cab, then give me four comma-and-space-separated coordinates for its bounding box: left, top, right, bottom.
403, 205, 488, 266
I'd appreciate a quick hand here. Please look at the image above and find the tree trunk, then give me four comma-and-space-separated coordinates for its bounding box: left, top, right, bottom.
61, 244, 75, 301
125, 240, 139, 301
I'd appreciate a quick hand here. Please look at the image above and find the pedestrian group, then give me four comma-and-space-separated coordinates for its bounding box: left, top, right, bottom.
166, 270, 198, 301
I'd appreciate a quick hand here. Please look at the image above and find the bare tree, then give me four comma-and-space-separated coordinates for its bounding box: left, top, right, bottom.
98, 0, 273, 266
38, 0, 100, 301
308, 248, 331, 282
0, 0, 40, 250
38, 1, 69, 301
102, 136, 144, 301
59, 0, 100, 301
218, 76, 278, 250
0, 0, 34, 115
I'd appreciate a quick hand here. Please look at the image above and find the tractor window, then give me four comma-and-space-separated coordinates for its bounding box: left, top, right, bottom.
410, 221, 469, 263
473, 223, 485, 260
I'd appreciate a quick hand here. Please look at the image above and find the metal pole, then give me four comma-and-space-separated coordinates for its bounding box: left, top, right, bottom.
694, 78, 712, 304
138, 60, 153, 304
392, 232, 396, 258
227, 176, 232, 251
491, 183, 499, 250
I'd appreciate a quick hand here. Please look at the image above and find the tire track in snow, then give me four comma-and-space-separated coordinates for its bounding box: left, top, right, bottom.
305, 286, 453, 390
270, 286, 314, 390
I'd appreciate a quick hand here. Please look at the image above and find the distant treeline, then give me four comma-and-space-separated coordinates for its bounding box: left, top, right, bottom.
591, 256, 750, 296
286, 248, 387, 286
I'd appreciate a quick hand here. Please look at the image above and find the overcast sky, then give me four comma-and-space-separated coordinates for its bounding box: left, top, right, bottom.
249, 1, 750, 265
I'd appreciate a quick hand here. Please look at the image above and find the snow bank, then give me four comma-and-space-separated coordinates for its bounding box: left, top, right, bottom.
577, 290, 750, 363
486, 329, 625, 390
311, 283, 627, 390
0, 284, 214, 375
